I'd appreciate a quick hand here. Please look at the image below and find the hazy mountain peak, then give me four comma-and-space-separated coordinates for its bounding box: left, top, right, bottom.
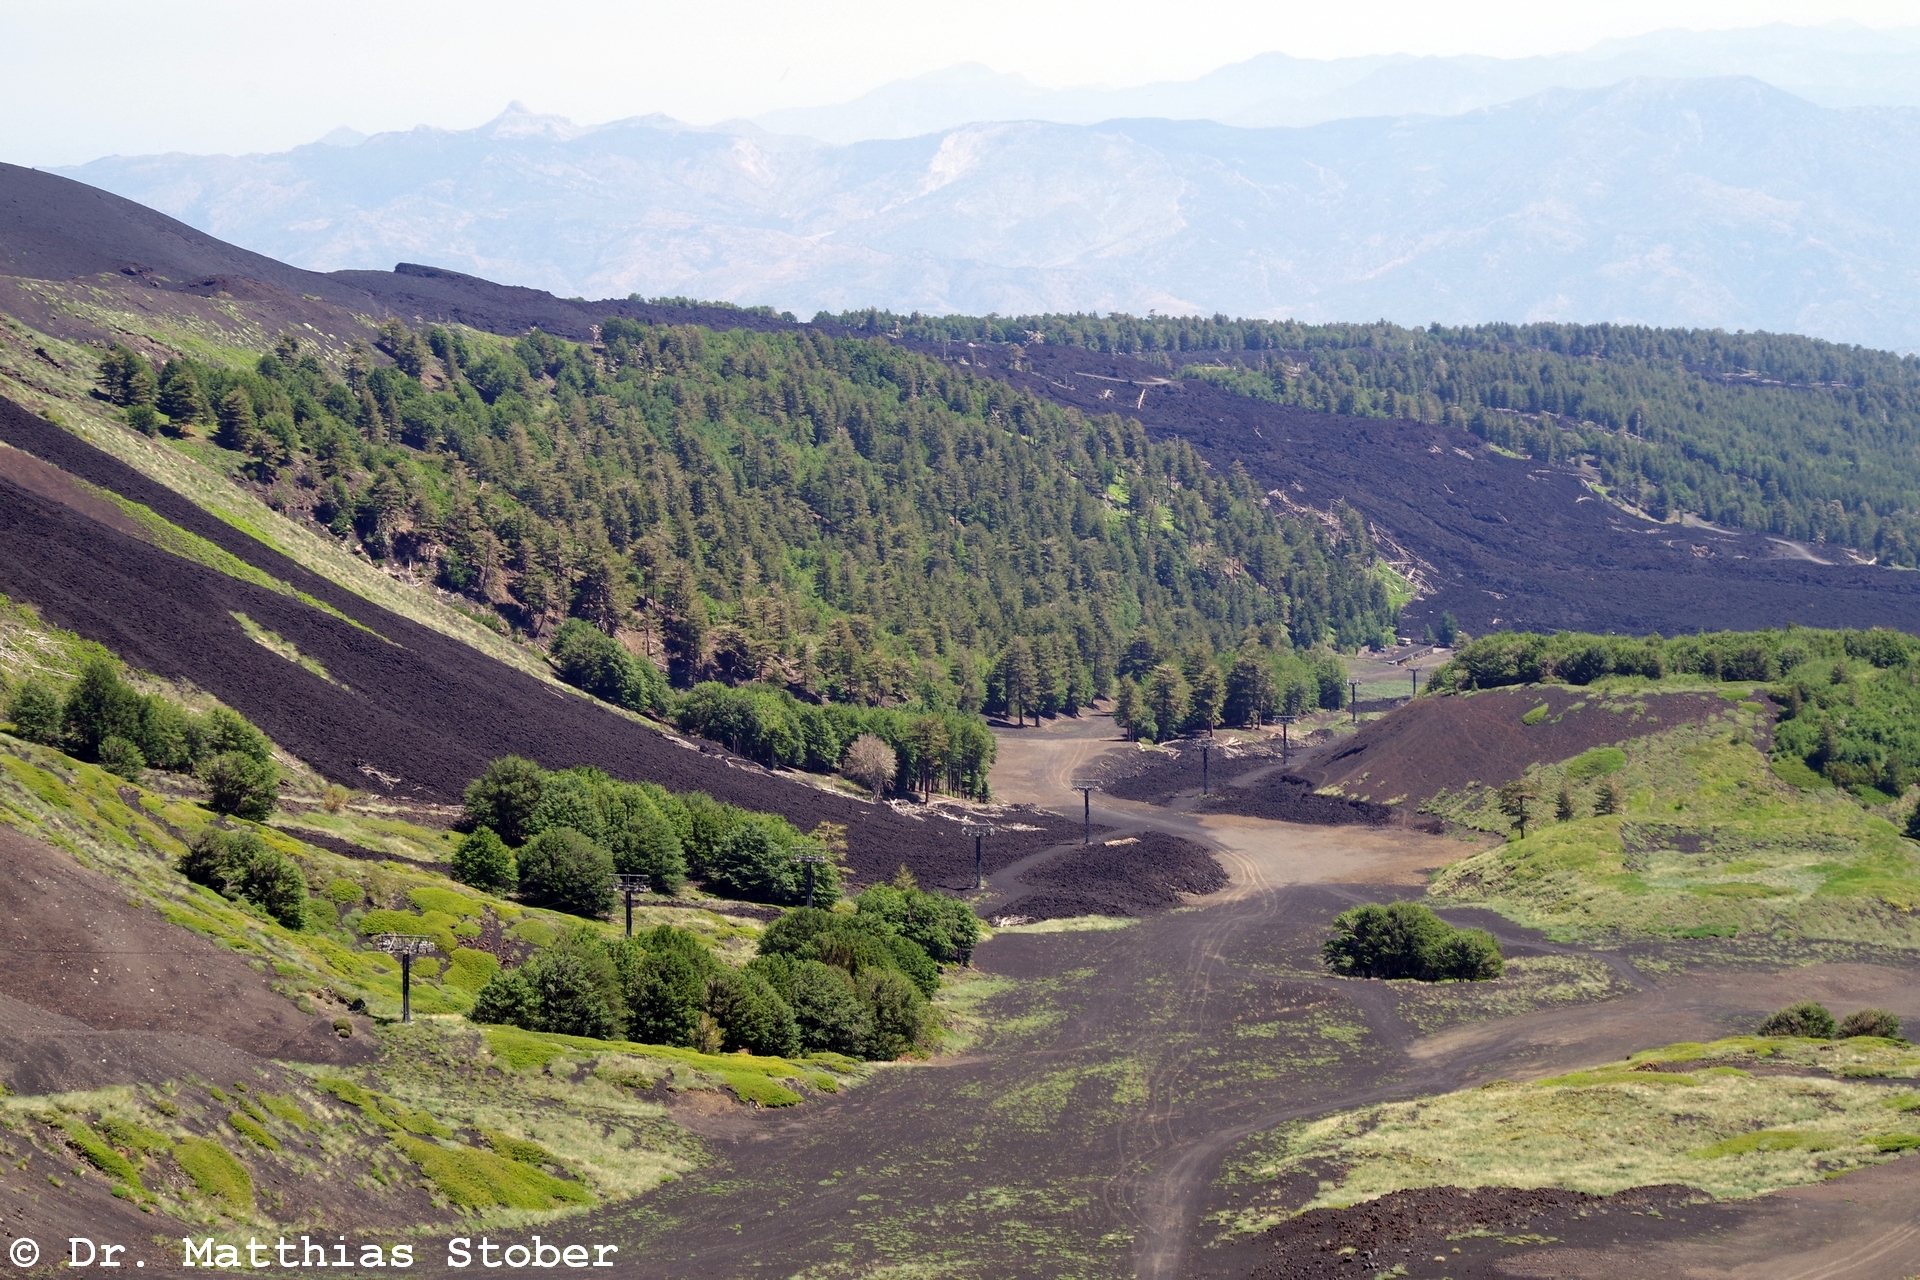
316, 126, 367, 148
483, 101, 594, 141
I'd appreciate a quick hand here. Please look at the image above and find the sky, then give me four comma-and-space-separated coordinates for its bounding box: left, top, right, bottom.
6, 0, 1920, 167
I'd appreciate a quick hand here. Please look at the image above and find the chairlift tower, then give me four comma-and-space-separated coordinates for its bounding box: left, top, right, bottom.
794, 851, 830, 908
1071, 780, 1099, 845
371, 934, 436, 1024
1276, 715, 1298, 765
610, 874, 651, 937
962, 824, 994, 891
1196, 739, 1213, 796
1349, 680, 1359, 724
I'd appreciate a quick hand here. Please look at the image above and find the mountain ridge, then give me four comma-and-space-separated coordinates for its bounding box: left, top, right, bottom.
54, 79, 1920, 351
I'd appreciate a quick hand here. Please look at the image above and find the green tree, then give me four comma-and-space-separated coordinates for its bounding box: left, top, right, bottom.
157, 360, 212, 428
1321, 901, 1501, 982
1145, 664, 1189, 743
62, 658, 143, 759
1836, 1008, 1902, 1039
1112, 676, 1154, 741
470, 969, 540, 1028
1495, 779, 1538, 838
705, 967, 800, 1057
1223, 647, 1276, 727
1188, 664, 1224, 735
7, 677, 64, 744
515, 828, 615, 918
707, 824, 837, 906
1554, 787, 1575, 822
624, 946, 709, 1047
524, 771, 606, 844
180, 828, 305, 928
463, 756, 547, 845
201, 753, 280, 821
749, 955, 871, 1056
658, 563, 707, 680
98, 735, 145, 781
96, 345, 158, 407
858, 968, 933, 1058
450, 827, 517, 894
215, 388, 257, 453
522, 934, 623, 1038
1000, 637, 1038, 726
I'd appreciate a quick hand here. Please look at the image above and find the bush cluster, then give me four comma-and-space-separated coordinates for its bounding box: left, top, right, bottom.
1757, 1001, 1904, 1041
1111, 641, 1347, 743
459, 756, 841, 910
5, 658, 279, 818
1320, 901, 1503, 982
180, 827, 308, 928
672, 681, 994, 799
471, 879, 971, 1061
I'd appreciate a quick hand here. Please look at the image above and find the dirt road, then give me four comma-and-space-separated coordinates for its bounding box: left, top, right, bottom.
580, 713, 1920, 1280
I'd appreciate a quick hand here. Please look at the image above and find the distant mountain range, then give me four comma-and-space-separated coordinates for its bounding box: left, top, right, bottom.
756, 22, 1920, 142
55, 51, 1920, 351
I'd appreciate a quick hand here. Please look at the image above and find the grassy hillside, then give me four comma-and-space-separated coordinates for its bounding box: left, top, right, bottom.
842, 310, 1920, 565
1425, 705, 1920, 947
1219, 1034, 1920, 1232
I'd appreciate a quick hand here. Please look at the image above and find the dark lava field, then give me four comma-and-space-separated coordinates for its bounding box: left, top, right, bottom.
934, 342, 1920, 639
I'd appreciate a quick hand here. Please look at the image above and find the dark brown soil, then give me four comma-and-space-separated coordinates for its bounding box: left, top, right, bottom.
0, 399, 1077, 886
926, 340, 1920, 638
1, 163, 793, 341
0, 826, 370, 1090
992, 831, 1229, 921
1241, 1183, 1716, 1279
1289, 687, 1725, 807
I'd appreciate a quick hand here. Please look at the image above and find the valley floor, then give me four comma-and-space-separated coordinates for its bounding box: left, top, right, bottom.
566, 714, 1920, 1279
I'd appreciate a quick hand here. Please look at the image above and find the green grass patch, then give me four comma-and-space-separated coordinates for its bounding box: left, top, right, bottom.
226, 1111, 279, 1151
1565, 747, 1626, 779
1218, 1034, 1920, 1233
408, 886, 483, 918
174, 1138, 254, 1213
98, 1115, 173, 1155
259, 1094, 310, 1130
61, 1118, 144, 1189
480, 1129, 557, 1166
721, 1073, 803, 1107
393, 1136, 596, 1210
1521, 703, 1550, 726
444, 947, 500, 993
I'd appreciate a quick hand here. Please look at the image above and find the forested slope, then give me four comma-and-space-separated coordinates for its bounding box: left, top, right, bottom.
836, 311, 1920, 565
100, 319, 1395, 723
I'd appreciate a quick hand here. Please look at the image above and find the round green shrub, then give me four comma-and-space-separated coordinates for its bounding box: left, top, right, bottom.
463, 756, 546, 846
1837, 1007, 1903, 1040
514, 827, 613, 919
7, 676, 64, 745
98, 734, 146, 781
201, 752, 280, 820
1758, 1000, 1837, 1038
450, 826, 516, 894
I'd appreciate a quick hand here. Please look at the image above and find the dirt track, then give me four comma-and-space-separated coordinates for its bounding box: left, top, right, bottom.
568, 714, 1920, 1280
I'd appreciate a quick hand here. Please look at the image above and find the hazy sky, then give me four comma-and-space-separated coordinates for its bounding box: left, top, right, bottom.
6, 0, 1920, 166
